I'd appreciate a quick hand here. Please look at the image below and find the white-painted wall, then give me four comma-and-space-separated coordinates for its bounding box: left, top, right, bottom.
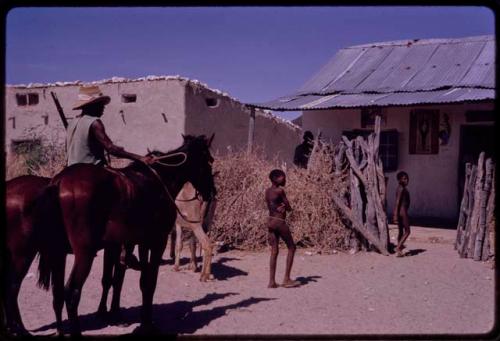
302, 102, 494, 220
184, 82, 300, 164
5, 80, 186, 156
6, 77, 300, 167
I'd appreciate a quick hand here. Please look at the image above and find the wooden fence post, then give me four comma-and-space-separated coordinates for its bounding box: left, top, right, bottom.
247, 106, 255, 153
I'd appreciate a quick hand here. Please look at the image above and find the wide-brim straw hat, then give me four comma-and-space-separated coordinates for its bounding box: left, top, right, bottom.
72, 85, 111, 110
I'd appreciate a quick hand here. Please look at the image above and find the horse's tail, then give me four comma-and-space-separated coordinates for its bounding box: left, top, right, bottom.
34, 184, 63, 291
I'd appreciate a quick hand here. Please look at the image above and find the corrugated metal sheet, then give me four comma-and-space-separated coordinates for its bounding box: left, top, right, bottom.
253, 88, 494, 111
250, 35, 495, 110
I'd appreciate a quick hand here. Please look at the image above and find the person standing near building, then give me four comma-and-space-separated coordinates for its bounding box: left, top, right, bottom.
393, 171, 411, 257
67, 84, 154, 270
293, 131, 314, 169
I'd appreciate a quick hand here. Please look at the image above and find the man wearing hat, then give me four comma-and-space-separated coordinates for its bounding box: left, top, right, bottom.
68, 84, 153, 270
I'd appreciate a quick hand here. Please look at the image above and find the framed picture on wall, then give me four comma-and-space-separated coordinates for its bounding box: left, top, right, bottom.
409, 109, 439, 154
361, 107, 387, 128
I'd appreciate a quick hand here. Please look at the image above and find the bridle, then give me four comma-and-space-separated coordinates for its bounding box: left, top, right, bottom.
142, 151, 210, 224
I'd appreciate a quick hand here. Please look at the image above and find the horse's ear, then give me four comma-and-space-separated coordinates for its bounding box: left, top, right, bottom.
182, 134, 186, 141
208, 133, 215, 148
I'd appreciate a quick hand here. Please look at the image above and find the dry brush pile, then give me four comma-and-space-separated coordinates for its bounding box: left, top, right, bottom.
6, 139, 354, 253
210, 143, 352, 252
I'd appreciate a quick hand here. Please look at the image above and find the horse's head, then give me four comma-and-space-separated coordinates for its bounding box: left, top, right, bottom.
178, 134, 216, 201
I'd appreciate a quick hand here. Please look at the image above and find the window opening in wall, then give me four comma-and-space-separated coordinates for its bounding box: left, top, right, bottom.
8, 117, 15, 129
28, 93, 39, 105
16, 93, 39, 106
16, 94, 27, 106
409, 109, 439, 154
205, 98, 219, 108
161, 113, 168, 123
343, 129, 399, 172
121, 94, 137, 103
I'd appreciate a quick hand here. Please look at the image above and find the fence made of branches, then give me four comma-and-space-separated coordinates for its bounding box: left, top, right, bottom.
455, 152, 495, 261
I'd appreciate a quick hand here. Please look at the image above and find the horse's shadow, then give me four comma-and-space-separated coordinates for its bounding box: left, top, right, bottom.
33, 292, 275, 335
211, 257, 248, 281
160, 256, 248, 280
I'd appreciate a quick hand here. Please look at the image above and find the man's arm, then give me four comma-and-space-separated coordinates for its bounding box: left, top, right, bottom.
90, 120, 152, 163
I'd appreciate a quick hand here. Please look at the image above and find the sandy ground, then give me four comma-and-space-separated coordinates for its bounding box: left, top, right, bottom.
16, 227, 495, 337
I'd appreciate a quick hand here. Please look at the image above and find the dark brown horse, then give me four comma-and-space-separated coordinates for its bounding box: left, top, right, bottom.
34, 134, 215, 336
4, 175, 55, 335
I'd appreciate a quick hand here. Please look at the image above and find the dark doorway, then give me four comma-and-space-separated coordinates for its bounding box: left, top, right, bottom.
457, 124, 495, 208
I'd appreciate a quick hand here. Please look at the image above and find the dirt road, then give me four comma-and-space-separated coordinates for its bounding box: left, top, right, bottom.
17, 227, 494, 337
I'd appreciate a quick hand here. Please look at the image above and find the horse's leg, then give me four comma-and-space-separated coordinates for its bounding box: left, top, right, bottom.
51, 253, 67, 336
4, 248, 36, 335
173, 223, 182, 272
97, 246, 114, 317
138, 243, 164, 332
188, 234, 198, 272
138, 246, 154, 329
169, 230, 176, 260
191, 223, 214, 282
110, 245, 126, 319
64, 250, 95, 337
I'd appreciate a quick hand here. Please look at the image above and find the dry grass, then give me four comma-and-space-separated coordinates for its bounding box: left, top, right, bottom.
6, 140, 353, 252
210, 143, 351, 253
6, 144, 66, 180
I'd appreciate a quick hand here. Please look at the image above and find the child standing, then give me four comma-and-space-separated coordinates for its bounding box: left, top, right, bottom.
265, 169, 300, 288
393, 171, 411, 257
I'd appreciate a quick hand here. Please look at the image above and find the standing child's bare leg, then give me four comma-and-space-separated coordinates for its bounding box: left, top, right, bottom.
268, 229, 279, 288
396, 215, 410, 257
279, 223, 300, 287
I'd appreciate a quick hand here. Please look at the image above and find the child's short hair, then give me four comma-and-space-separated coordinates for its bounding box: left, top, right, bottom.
269, 169, 286, 181
397, 171, 409, 180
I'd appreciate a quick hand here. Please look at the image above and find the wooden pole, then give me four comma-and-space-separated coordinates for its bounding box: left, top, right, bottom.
455, 163, 472, 250
474, 158, 493, 260
247, 106, 255, 153
467, 152, 485, 257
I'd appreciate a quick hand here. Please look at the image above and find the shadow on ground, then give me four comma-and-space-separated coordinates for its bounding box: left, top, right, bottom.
33, 292, 275, 335
159, 256, 248, 281
403, 249, 426, 257
295, 275, 321, 287
211, 257, 248, 281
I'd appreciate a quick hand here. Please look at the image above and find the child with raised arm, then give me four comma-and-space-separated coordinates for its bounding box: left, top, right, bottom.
393, 171, 411, 257
265, 169, 300, 288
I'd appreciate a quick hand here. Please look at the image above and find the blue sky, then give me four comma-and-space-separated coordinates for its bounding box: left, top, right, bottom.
6, 6, 495, 120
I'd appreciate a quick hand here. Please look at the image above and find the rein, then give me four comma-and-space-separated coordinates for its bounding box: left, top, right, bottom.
175, 190, 203, 202
142, 152, 204, 224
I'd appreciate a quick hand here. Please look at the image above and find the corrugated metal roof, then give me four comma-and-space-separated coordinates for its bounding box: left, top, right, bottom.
250, 35, 495, 110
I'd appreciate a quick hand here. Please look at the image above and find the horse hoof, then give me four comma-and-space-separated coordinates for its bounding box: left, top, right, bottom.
96, 307, 108, 319
172, 266, 180, 272
200, 274, 213, 282
108, 311, 129, 327
7, 325, 31, 337
133, 323, 159, 335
